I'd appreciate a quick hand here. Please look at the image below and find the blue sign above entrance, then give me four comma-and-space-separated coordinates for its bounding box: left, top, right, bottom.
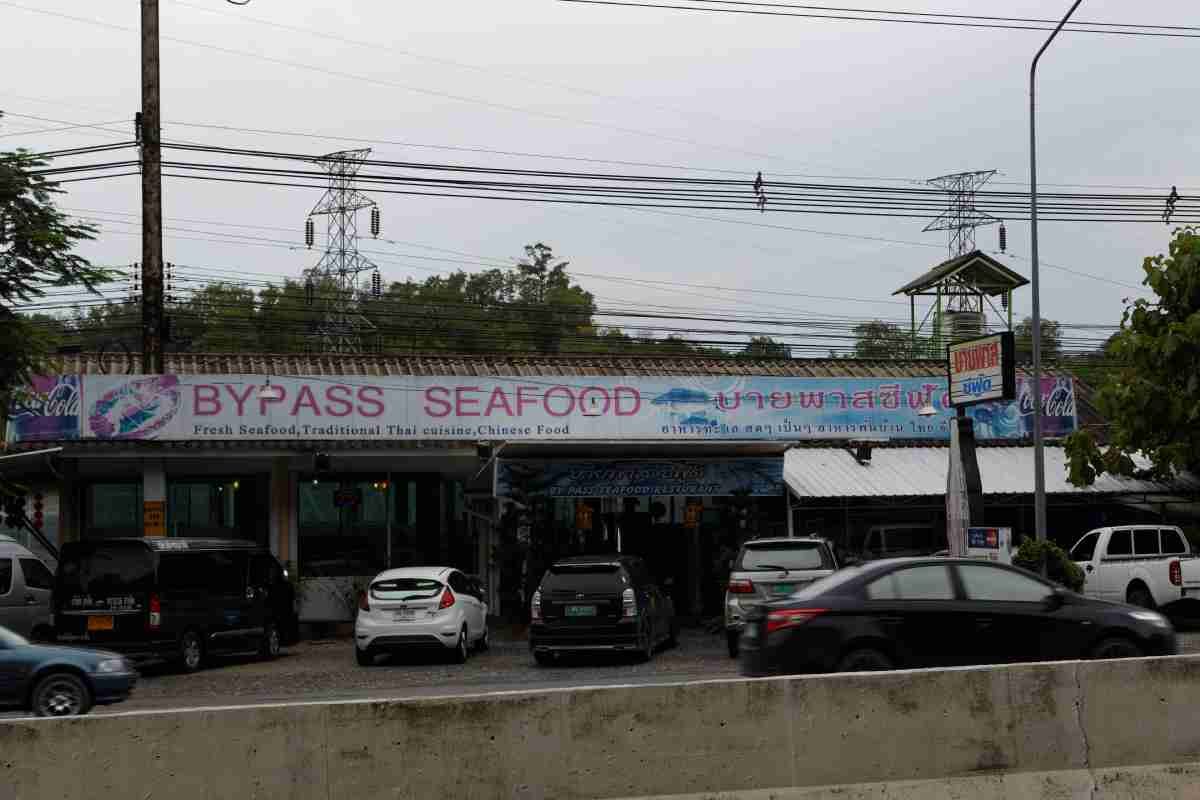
496, 459, 783, 499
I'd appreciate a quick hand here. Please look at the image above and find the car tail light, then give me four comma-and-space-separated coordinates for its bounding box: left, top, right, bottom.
439, 588, 455, 610
531, 590, 542, 621
728, 579, 755, 594
622, 587, 638, 618
765, 608, 827, 634
358, 590, 370, 612
148, 592, 162, 631
1170, 560, 1182, 587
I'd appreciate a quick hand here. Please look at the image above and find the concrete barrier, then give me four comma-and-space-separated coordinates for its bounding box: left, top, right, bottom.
3, 656, 1200, 800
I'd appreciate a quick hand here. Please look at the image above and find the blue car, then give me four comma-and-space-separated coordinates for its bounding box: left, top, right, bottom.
0, 625, 137, 716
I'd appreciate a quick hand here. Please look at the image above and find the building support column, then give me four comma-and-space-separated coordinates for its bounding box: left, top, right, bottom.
58, 459, 81, 544
270, 457, 290, 563
142, 459, 166, 537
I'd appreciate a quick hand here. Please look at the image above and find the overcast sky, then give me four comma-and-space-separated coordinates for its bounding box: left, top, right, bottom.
2, 0, 1197, 346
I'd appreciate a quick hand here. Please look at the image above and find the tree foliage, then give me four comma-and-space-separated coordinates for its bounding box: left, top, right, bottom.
1065, 227, 1200, 486
851, 320, 932, 359
740, 336, 791, 359
1013, 538, 1085, 592
1, 150, 109, 392
1014, 316, 1063, 362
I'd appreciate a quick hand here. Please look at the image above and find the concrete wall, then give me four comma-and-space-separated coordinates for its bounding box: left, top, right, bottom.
4, 656, 1200, 800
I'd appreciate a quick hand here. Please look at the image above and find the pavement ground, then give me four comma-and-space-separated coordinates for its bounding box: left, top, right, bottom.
4, 629, 1199, 718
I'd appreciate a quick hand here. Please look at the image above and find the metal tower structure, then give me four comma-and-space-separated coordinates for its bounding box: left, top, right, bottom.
303, 148, 381, 354
922, 170, 1000, 261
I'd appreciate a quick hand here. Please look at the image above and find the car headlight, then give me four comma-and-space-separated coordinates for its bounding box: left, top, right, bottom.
1129, 610, 1171, 628
94, 658, 129, 674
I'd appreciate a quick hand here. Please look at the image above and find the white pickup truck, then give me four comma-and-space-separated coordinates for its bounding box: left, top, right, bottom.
1069, 525, 1200, 610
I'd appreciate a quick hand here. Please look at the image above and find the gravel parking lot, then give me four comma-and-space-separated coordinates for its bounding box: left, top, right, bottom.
5, 629, 1199, 718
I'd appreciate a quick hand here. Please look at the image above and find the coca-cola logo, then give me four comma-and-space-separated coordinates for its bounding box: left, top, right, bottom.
1019, 382, 1075, 418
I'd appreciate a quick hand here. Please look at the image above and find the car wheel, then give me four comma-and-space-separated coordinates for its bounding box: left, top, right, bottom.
476, 623, 490, 652
727, 631, 740, 659
1091, 636, 1145, 660
452, 626, 469, 664
837, 647, 894, 673
533, 650, 554, 667
1127, 585, 1156, 610
636, 629, 654, 663
178, 630, 204, 673
355, 645, 375, 667
32, 672, 93, 717
259, 621, 281, 660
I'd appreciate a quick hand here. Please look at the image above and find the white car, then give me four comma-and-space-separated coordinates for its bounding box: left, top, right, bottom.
354, 567, 489, 666
1070, 525, 1200, 610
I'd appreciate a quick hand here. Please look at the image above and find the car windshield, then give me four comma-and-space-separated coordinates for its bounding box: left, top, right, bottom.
737, 542, 832, 571
543, 564, 624, 593
0, 626, 29, 648
371, 578, 443, 600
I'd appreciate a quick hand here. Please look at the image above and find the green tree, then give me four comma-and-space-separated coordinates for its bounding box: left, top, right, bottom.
1, 150, 108, 393
740, 336, 791, 359
1014, 316, 1063, 362
1065, 227, 1200, 486
852, 320, 917, 359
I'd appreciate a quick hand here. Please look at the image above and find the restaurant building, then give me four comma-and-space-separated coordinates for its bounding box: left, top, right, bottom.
4, 351, 1194, 623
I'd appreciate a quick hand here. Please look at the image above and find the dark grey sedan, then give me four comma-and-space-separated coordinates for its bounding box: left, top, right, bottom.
0, 625, 137, 716
740, 558, 1177, 677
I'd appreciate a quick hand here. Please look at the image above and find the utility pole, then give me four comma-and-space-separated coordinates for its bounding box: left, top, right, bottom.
140, 0, 165, 374
1029, 0, 1083, 545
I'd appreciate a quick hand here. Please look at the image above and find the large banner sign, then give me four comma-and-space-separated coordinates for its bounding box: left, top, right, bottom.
497, 459, 783, 499
7, 373, 1078, 443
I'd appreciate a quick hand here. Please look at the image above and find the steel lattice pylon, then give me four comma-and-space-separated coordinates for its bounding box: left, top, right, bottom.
922, 170, 999, 260
304, 148, 379, 354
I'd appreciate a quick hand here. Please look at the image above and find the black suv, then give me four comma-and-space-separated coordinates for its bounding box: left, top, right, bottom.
529, 554, 677, 665
53, 538, 299, 671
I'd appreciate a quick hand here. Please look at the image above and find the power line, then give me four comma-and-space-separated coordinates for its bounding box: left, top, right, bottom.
558, 0, 1200, 38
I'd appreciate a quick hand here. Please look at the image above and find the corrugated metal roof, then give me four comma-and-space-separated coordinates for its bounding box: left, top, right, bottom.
784, 447, 1200, 498
50, 351, 1080, 380
52, 352, 963, 378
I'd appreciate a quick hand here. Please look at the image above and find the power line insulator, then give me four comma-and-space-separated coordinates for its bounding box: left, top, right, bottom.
370, 207, 381, 238
305, 218, 315, 248
1001, 291, 1010, 310
371, 269, 381, 299
998, 222, 1007, 253
304, 278, 315, 307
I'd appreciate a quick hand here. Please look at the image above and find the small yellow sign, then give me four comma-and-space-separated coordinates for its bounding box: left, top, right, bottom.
144, 501, 166, 537
685, 501, 703, 529
575, 502, 594, 531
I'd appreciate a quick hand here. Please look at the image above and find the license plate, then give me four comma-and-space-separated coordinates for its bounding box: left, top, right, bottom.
771, 583, 796, 595
391, 609, 418, 621
565, 605, 597, 617
87, 615, 115, 632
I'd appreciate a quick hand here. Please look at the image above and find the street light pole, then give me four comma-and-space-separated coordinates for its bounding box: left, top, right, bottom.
1029, 0, 1083, 544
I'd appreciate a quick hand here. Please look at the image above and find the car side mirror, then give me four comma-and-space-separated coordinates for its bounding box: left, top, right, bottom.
1043, 590, 1065, 611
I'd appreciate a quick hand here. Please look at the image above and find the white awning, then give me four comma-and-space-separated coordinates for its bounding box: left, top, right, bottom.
784, 447, 1200, 499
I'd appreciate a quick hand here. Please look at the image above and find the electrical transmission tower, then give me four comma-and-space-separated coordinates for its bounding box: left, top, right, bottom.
303, 148, 382, 354
922, 170, 1000, 259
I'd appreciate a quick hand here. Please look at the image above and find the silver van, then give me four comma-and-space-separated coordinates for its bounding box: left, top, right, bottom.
0, 535, 55, 640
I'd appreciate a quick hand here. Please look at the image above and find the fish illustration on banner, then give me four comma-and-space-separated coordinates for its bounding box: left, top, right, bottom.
88, 376, 181, 439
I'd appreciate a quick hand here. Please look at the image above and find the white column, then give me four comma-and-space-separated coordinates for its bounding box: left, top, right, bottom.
142, 459, 166, 536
